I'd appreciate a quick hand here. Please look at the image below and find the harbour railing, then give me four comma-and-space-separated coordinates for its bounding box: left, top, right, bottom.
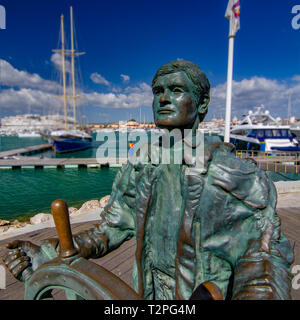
235, 150, 300, 173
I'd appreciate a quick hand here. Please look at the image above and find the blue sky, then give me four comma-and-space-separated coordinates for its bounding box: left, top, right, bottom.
0, 0, 300, 123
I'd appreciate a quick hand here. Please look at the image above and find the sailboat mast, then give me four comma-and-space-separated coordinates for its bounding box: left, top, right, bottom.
70, 6, 77, 129
288, 93, 292, 120
140, 106, 141, 123
61, 14, 68, 130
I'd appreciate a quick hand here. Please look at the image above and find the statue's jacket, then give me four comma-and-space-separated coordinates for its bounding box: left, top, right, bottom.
73, 140, 294, 300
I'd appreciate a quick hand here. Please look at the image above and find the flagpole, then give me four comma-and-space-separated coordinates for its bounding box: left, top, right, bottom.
224, 34, 235, 143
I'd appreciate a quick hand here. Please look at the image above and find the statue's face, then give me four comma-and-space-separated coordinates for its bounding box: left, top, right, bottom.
152, 71, 198, 129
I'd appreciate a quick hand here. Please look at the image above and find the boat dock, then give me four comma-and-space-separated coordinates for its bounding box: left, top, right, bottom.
0, 157, 128, 169
0, 144, 52, 159
0, 143, 127, 169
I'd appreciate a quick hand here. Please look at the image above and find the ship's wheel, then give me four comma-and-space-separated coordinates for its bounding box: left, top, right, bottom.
24, 200, 141, 300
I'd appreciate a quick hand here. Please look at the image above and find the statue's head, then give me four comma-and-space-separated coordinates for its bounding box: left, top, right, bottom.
152, 60, 210, 130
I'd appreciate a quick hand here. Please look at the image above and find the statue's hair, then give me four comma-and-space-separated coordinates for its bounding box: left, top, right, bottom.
152, 60, 210, 110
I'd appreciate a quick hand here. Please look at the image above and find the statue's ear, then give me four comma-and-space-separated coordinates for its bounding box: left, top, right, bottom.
198, 93, 210, 116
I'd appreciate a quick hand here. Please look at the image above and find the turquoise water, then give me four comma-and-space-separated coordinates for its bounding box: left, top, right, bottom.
0, 134, 120, 221
0, 167, 118, 221
0, 136, 45, 153
0, 132, 146, 221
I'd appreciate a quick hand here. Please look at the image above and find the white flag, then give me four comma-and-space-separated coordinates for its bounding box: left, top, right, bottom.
225, 0, 240, 37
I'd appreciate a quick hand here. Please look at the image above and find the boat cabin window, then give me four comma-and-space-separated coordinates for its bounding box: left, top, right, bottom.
247, 129, 293, 139
247, 130, 260, 138
272, 129, 281, 137
282, 129, 294, 138
265, 130, 273, 137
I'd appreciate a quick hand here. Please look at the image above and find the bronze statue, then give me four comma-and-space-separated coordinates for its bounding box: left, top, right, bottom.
3, 60, 294, 300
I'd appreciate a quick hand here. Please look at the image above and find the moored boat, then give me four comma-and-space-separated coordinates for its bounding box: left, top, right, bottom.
44, 7, 91, 154
220, 105, 300, 152
42, 130, 92, 154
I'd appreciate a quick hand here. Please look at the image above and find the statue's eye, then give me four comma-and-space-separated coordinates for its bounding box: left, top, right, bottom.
172, 87, 183, 93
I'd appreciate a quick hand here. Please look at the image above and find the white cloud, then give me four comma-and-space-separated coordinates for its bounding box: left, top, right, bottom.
292, 75, 300, 82
1, 59, 299, 120
0, 59, 58, 92
50, 53, 72, 74
80, 83, 153, 109
0, 88, 63, 114
120, 74, 130, 82
90, 72, 110, 86
208, 76, 300, 119
0, 60, 153, 116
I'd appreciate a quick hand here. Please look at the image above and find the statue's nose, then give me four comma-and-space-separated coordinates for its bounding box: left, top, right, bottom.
159, 89, 170, 104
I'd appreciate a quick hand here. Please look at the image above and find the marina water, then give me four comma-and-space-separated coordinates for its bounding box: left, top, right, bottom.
0, 134, 118, 221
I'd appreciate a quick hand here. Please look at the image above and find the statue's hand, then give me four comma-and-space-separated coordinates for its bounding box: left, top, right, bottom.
3, 240, 51, 282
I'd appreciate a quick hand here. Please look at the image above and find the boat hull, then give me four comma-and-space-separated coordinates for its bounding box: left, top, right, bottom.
52, 138, 92, 154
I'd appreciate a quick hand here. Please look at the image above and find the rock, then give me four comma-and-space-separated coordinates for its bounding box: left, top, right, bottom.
78, 200, 100, 214
11, 220, 28, 228
0, 225, 10, 233
69, 207, 78, 215
0, 220, 10, 226
100, 195, 110, 208
30, 213, 53, 225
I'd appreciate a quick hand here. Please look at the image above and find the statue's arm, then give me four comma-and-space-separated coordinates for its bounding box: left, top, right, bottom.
41, 162, 136, 260
232, 180, 294, 300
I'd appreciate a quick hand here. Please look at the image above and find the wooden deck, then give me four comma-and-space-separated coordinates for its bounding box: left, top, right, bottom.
0, 220, 136, 300
0, 207, 299, 300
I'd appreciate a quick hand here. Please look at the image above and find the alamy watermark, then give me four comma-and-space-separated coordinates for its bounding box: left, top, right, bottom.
292, 5, 300, 29
95, 128, 206, 175
0, 5, 6, 30
292, 264, 300, 290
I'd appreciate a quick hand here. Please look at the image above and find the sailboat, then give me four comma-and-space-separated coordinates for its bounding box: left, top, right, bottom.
43, 6, 92, 154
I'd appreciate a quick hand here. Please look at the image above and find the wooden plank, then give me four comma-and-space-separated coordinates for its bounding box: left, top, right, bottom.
0, 207, 299, 300
0, 221, 136, 300
277, 207, 300, 300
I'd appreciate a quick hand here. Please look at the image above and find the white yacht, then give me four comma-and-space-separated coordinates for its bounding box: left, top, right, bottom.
221, 105, 300, 152
17, 131, 41, 138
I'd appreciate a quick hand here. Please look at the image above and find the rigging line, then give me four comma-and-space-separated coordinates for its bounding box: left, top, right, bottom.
72, 13, 86, 126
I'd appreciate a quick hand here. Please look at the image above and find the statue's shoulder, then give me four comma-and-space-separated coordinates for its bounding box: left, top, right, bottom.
206, 141, 256, 170
205, 142, 274, 210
